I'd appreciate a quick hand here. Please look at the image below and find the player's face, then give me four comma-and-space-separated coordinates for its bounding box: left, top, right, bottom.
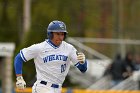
51, 32, 65, 46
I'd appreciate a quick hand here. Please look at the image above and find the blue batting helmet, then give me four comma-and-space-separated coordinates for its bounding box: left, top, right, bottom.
47, 20, 68, 39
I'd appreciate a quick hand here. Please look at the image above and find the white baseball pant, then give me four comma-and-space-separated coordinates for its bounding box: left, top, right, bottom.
32, 81, 62, 93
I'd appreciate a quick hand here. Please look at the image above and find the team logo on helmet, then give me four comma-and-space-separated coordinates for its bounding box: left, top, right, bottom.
59, 23, 65, 30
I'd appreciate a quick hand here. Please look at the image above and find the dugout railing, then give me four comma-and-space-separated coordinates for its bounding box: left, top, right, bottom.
70, 37, 140, 58
67, 37, 111, 60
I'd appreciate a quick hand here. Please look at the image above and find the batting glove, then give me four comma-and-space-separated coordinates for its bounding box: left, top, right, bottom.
77, 52, 85, 64
16, 76, 26, 90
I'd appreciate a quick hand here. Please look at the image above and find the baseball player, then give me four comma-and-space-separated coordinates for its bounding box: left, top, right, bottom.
14, 20, 87, 93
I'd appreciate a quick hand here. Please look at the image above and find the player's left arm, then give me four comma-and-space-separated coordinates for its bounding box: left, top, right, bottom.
69, 46, 87, 73
75, 52, 87, 73
75, 60, 87, 73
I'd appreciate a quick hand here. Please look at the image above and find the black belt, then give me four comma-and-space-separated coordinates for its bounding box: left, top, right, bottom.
40, 81, 59, 88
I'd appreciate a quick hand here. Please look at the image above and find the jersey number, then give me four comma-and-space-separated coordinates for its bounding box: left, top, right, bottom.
61, 64, 66, 73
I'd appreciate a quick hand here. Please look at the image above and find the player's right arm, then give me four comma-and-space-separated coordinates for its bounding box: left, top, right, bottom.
14, 43, 41, 89
14, 53, 26, 90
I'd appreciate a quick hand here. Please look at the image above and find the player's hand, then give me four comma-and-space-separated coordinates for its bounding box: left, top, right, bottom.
132, 71, 140, 81
16, 76, 26, 90
77, 52, 85, 64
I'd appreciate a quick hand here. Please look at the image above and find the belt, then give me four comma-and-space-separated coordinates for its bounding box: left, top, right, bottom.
40, 81, 59, 88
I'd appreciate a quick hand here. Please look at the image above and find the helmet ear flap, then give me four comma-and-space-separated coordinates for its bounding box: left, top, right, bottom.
47, 32, 53, 39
